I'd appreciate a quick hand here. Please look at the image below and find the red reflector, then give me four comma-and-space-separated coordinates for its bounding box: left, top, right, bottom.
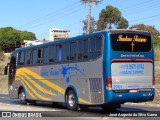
107, 83, 112, 88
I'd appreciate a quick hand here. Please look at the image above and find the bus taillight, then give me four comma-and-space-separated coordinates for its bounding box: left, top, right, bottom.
106, 77, 112, 89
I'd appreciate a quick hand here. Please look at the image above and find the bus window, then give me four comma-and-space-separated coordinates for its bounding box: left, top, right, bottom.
56, 44, 62, 62
26, 50, 31, 65
62, 43, 70, 61
49, 45, 56, 63
32, 49, 37, 65
44, 47, 49, 64
38, 48, 43, 64
90, 37, 96, 52
70, 42, 77, 61
96, 36, 102, 51
18, 51, 25, 65
90, 36, 102, 59
78, 40, 84, 60
84, 39, 89, 59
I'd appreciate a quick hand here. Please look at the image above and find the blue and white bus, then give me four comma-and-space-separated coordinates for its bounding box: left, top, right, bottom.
8, 29, 154, 110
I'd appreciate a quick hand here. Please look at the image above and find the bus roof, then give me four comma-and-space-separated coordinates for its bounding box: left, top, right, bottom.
106, 29, 150, 35
13, 29, 151, 52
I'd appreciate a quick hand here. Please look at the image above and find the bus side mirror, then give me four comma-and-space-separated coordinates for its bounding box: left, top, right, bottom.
4, 63, 11, 75
4, 65, 8, 75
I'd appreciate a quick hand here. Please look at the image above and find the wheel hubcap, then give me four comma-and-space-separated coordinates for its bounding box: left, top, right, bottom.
68, 94, 75, 107
19, 92, 25, 101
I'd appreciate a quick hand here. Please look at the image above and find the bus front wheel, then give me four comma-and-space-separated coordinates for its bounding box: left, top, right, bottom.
19, 89, 27, 104
66, 90, 78, 110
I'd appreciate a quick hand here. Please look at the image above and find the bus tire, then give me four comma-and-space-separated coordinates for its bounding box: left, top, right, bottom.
66, 90, 78, 110
19, 89, 27, 104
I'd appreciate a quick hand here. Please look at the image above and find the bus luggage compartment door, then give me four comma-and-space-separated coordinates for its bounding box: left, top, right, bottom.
111, 62, 153, 90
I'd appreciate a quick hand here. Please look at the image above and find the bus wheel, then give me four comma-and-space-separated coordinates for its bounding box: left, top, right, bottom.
66, 90, 78, 110
19, 89, 27, 104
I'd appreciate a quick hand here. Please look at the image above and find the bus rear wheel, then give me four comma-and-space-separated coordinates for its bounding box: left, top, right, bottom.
66, 90, 78, 110
19, 89, 27, 104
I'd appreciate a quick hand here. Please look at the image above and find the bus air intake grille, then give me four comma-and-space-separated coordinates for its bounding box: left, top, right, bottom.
89, 78, 103, 104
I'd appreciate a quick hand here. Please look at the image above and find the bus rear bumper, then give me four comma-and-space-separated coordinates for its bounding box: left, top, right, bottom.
104, 89, 155, 104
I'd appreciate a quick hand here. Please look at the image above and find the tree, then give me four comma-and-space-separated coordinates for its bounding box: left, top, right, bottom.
0, 27, 20, 48
20, 31, 36, 40
97, 5, 128, 30
83, 16, 97, 34
81, 0, 103, 34
117, 17, 128, 29
130, 24, 160, 36
0, 27, 37, 49
130, 24, 160, 46
0, 47, 4, 61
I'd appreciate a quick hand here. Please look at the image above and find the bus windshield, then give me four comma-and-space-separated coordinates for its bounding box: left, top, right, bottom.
110, 33, 151, 52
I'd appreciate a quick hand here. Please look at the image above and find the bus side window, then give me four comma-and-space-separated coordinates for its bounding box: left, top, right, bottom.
49, 45, 56, 63
70, 42, 77, 61
90, 36, 102, 59
38, 48, 43, 64
32, 49, 37, 65
26, 50, 31, 65
78, 40, 84, 60
62, 42, 70, 61
44, 47, 49, 64
96, 36, 102, 51
18, 51, 25, 65
84, 39, 89, 59
56, 44, 62, 62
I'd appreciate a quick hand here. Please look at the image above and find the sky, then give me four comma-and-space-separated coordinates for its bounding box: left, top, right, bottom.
0, 0, 160, 40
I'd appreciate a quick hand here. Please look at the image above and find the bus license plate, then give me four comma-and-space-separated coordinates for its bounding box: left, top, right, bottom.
129, 89, 139, 93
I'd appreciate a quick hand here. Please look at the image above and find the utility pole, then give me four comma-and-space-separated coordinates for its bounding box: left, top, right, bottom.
81, 0, 102, 34
87, 1, 92, 34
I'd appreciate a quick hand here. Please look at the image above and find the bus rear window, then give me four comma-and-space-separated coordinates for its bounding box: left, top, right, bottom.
110, 33, 151, 52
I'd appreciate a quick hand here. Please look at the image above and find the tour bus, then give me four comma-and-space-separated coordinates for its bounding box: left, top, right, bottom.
8, 29, 154, 110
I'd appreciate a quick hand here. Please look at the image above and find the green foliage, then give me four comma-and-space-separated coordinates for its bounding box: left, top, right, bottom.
0, 47, 4, 61
97, 5, 128, 30
116, 17, 129, 29
0, 27, 37, 49
154, 46, 160, 61
83, 16, 97, 34
130, 24, 160, 46
153, 35, 160, 46
20, 31, 36, 40
130, 24, 160, 36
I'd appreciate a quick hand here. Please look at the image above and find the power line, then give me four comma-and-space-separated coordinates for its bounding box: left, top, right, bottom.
123, 1, 160, 16
120, 0, 156, 11
16, 1, 81, 28
25, 6, 86, 30
129, 14, 160, 23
